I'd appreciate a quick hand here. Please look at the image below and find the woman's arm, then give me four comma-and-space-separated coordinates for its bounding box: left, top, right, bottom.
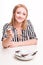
19, 39, 37, 46
2, 38, 37, 48
8, 39, 37, 48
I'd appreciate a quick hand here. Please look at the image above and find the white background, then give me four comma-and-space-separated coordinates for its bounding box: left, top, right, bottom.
0, 0, 43, 65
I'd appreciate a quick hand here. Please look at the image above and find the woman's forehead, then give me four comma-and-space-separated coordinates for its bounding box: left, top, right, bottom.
16, 7, 27, 13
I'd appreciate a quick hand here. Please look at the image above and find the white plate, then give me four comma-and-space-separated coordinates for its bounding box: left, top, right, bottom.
14, 45, 37, 61
15, 54, 34, 61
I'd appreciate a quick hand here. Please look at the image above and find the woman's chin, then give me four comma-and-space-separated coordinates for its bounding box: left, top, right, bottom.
17, 21, 23, 23
16, 19, 24, 23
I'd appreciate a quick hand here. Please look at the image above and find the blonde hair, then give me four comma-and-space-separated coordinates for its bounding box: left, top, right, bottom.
10, 4, 28, 30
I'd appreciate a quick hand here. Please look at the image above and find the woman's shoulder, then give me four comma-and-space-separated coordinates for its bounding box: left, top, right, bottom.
3, 23, 10, 29
3, 23, 13, 31
3, 23, 13, 30
27, 20, 32, 27
27, 20, 34, 30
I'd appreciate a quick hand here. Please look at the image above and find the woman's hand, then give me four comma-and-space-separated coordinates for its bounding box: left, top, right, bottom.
6, 28, 14, 41
2, 27, 14, 48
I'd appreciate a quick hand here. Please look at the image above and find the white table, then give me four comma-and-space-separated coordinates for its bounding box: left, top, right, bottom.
0, 43, 39, 65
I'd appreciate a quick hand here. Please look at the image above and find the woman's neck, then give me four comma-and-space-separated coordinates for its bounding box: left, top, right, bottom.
13, 21, 22, 29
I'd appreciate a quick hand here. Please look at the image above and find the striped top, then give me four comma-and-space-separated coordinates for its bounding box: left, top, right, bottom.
1, 20, 37, 42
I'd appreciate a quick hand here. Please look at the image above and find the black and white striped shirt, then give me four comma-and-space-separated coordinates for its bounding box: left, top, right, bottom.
1, 20, 37, 42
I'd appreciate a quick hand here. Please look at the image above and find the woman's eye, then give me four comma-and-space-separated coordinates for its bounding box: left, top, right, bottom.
17, 12, 26, 16
17, 12, 20, 14
23, 13, 26, 15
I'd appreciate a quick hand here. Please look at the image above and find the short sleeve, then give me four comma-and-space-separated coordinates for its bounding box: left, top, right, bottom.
27, 20, 38, 40
1, 23, 9, 41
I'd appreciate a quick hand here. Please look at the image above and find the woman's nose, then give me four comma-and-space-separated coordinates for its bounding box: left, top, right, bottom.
19, 13, 23, 16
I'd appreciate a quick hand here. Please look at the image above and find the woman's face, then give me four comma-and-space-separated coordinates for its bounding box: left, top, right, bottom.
14, 7, 27, 23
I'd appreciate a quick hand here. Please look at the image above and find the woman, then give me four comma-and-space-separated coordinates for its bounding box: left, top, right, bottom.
2, 4, 38, 48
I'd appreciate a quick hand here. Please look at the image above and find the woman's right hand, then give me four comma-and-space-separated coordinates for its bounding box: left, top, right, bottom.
2, 27, 14, 48
6, 29, 14, 41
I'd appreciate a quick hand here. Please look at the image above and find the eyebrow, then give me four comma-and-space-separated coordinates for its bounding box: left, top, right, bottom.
17, 11, 26, 14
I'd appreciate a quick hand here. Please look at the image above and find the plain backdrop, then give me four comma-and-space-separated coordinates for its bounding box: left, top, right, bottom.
0, 0, 43, 65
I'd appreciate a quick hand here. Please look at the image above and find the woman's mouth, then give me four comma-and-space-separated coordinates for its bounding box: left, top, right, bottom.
18, 17, 23, 20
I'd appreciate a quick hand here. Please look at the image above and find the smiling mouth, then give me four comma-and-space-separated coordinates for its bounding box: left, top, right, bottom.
18, 17, 23, 20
